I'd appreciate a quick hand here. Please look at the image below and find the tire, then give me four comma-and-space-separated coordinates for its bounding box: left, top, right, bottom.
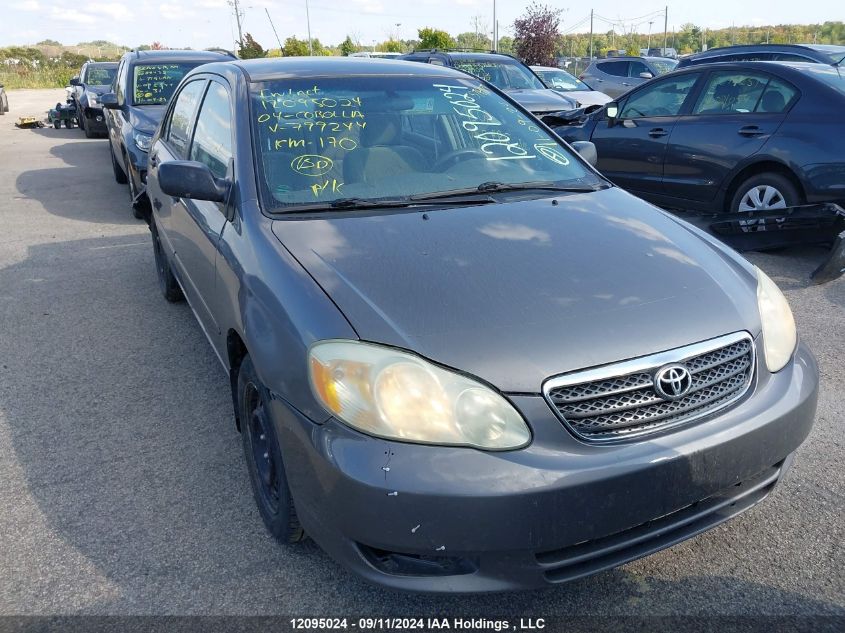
84, 123, 95, 139
150, 220, 183, 303
110, 144, 128, 184
729, 172, 800, 214
53, 119, 60, 129
64, 119, 72, 129
126, 159, 146, 219
238, 355, 304, 544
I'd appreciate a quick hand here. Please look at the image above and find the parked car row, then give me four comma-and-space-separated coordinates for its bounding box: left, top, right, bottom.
67, 50, 824, 593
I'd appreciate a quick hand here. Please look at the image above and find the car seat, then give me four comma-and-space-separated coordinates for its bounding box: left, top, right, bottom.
343, 115, 426, 186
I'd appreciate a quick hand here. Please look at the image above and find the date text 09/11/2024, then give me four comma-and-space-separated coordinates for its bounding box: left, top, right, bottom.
289, 618, 547, 631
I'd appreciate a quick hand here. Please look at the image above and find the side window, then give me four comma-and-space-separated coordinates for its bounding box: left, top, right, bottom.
773, 53, 814, 62
166, 80, 207, 159
189, 82, 233, 179
629, 61, 650, 77
757, 78, 797, 113
693, 72, 769, 114
599, 61, 628, 77
619, 74, 700, 118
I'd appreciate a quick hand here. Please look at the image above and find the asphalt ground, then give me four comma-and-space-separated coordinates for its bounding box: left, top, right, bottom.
0, 89, 842, 617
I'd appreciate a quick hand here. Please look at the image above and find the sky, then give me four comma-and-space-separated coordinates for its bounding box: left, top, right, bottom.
3, 0, 842, 51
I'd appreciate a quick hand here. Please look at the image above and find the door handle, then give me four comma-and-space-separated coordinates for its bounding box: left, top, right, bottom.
738, 125, 765, 137
648, 128, 668, 137
622, 82, 631, 86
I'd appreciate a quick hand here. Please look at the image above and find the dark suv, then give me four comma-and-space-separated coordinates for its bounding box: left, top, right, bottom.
678, 44, 845, 68
398, 50, 577, 115
101, 49, 234, 218
70, 61, 118, 138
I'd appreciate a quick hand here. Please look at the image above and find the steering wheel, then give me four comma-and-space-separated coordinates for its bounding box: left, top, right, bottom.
432, 149, 487, 172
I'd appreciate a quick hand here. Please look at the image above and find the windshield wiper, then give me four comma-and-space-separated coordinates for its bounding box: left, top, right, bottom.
409, 181, 606, 201
275, 195, 496, 214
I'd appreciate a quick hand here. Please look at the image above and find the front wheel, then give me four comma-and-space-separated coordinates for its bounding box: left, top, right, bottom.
53, 119, 60, 129
238, 355, 304, 544
150, 220, 183, 303
110, 145, 128, 184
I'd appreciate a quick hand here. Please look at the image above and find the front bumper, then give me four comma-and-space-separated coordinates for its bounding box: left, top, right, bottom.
271, 342, 818, 593
83, 106, 108, 132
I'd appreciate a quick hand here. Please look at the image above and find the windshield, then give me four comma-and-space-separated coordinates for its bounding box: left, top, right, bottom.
132, 63, 200, 106
451, 59, 546, 91
804, 65, 845, 95
534, 68, 590, 91
251, 75, 599, 210
85, 66, 116, 86
650, 59, 679, 75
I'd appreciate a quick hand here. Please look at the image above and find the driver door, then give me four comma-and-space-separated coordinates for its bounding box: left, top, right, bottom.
590, 72, 701, 197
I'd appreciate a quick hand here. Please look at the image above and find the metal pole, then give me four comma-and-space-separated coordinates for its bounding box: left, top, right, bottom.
663, 6, 668, 53
648, 21, 653, 50
493, 0, 497, 51
266, 8, 283, 51
305, 0, 314, 55
233, 0, 243, 49
589, 9, 593, 59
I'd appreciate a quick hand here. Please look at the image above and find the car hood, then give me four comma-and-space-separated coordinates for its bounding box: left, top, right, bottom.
129, 105, 167, 135
271, 188, 760, 393
557, 89, 612, 107
505, 88, 577, 113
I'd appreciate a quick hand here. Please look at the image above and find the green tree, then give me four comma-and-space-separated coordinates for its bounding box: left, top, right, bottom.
238, 33, 266, 59
418, 27, 453, 50
340, 35, 357, 56
496, 35, 515, 55
37, 39, 62, 46
282, 37, 310, 57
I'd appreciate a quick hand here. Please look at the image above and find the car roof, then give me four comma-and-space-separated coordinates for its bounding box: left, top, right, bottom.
225, 56, 474, 82
125, 49, 233, 64
686, 43, 843, 59
664, 59, 840, 78
87, 61, 118, 67
531, 65, 563, 71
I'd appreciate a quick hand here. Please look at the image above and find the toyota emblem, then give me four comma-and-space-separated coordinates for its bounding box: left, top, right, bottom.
654, 364, 693, 400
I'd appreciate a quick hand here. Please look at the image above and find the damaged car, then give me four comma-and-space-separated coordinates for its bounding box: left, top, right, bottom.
144, 57, 818, 593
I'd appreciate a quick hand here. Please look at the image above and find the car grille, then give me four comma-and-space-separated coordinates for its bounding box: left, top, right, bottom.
543, 332, 755, 442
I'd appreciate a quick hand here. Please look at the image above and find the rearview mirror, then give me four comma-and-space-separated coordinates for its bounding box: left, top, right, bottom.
605, 101, 619, 122
158, 161, 230, 203
639, 72, 654, 79
69, 77, 80, 86
100, 93, 119, 109
570, 141, 598, 167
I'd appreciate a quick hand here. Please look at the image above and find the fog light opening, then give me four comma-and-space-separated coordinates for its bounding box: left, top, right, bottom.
358, 543, 478, 577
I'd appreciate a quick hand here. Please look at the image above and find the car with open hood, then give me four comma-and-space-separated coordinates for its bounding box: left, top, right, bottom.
143, 57, 818, 593
100, 48, 235, 218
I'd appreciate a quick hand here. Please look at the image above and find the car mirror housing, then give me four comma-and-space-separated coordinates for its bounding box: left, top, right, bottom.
158, 161, 230, 203
639, 72, 654, 79
100, 93, 119, 109
605, 101, 619, 124
570, 141, 598, 167
69, 77, 81, 86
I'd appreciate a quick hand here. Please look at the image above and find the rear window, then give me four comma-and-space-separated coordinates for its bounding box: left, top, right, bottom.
132, 63, 203, 106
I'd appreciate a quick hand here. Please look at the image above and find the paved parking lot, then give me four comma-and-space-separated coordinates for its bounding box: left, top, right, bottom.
0, 89, 842, 616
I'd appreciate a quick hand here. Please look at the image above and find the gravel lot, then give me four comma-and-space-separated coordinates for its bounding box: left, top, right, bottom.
0, 89, 842, 617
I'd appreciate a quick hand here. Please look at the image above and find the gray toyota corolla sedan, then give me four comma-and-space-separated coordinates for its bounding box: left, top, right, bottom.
144, 58, 818, 593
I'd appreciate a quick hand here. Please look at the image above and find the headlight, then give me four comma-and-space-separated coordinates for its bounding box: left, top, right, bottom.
88, 93, 98, 106
309, 340, 531, 450
133, 132, 152, 152
755, 267, 797, 372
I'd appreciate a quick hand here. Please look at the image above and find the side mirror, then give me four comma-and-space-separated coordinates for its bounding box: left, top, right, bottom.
100, 93, 119, 109
158, 161, 230, 203
639, 72, 654, 79
70, 76, 80, 86
571, 141, 598, 167
605, 101, 619, 124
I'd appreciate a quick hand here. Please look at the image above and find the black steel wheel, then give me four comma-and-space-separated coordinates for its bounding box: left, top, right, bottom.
238, 355, 304, 544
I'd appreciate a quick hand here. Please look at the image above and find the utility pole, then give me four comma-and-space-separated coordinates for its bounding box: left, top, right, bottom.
305, 0, 314, 55
229, 0, 244, 50
663, 6, 668, 53
493, 0, 497, 51
589, 9, 594, 59
266, 8, 283, 51
647, 21, 653, 50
